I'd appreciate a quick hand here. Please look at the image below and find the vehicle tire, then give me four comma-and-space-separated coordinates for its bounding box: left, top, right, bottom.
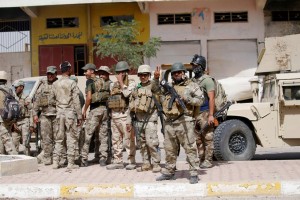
214, 119, 256, 161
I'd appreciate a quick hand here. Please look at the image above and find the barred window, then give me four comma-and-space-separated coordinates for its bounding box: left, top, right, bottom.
100, 15, 134, 26
46, 17, 79, 28
272, 11, 300, 21
215, 12, 248, 23
158, 13, 191, 25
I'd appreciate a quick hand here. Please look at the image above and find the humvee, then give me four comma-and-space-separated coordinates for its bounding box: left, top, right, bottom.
214, 34, 300, 161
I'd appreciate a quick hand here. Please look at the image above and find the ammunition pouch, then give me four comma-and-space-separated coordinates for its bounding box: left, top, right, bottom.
129, 88, 153, 112
91, 90, 110, 103
108, 95, 127, 109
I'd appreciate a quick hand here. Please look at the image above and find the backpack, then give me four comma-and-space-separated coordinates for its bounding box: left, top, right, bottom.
198, 74, 227, 112
0, 88, 20, 121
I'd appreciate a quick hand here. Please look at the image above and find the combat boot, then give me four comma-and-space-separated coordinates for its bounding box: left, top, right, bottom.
136, 163, 152, 172
106, 163, 124, 170
36, 154, 43, 164
66, 163, 79, 172
52, 161, 59, 169
125, 163, 136, 170
189, 176, 199, 184
152, 163, 161, 173
43, 157, 52, 165
99, 159, 106, 167
90, 157, 100, 163
200, 160, 213, 169
80, 160, 88, 167
156, 174, 176, 181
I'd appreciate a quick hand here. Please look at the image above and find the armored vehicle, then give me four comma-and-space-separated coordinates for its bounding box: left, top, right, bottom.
214, 34, 300, 161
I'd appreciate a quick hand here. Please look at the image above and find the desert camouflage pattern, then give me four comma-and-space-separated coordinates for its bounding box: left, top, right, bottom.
52, 76, 82, 166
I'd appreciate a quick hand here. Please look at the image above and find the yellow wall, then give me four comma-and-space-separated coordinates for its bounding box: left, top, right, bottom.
31, 3, 149, 76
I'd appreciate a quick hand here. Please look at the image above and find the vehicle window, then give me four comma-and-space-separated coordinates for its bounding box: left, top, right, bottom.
22, 81, 36, 98
283, 85, 300, 100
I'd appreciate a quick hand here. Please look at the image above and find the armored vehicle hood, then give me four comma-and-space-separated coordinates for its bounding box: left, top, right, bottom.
227, 102, 271, 120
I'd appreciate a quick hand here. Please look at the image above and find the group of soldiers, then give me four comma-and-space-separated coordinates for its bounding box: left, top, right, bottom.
0, 54, 219, 184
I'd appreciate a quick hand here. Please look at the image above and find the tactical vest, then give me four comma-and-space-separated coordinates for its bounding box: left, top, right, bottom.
108, 82, 128, 110
36, 80, 56, 107
163, 79, 196, 117
91, 78, 110, 104
18, 95, 31, 118
129, 83, 154, 113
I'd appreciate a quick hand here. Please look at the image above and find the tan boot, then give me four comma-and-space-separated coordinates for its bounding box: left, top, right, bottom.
136, 163, 152, 172
52, 161, 59, 169
106, 163, 124, 170
152, 163, 161, 173
200, 160, 213, 169
66, 163, 79, 172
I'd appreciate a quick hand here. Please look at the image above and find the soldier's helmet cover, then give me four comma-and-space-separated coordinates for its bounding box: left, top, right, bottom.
138, 65, 151, 74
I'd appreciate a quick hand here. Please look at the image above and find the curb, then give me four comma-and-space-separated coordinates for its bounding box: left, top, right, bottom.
0, 181, 299, 198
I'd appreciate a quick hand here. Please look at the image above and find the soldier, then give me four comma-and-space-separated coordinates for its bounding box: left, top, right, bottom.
69, 75, 85, 163
190, 55, 215, 169
127, 65, 161, 173
52, 61, 82, 171
80, 64, 110, 167
12, 80, 34, 155
106, 61, 136, 170
156, 62, 204, 184
33, 66, 58, 165
0, 71, 17, 155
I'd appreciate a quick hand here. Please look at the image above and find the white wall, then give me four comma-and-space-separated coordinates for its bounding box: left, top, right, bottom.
149, 0, 265, 62
0, 52, 31, 85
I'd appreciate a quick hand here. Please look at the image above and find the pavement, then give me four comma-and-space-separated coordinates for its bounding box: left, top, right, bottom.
1, 147, 300, 199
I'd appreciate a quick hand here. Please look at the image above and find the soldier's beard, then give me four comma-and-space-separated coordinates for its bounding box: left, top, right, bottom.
193, 67, 203, 79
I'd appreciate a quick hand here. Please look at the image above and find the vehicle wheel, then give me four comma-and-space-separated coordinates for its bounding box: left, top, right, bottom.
214, 119, 256, 161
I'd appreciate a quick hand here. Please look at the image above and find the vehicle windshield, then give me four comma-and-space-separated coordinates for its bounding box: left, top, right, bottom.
22, 81, 36, 98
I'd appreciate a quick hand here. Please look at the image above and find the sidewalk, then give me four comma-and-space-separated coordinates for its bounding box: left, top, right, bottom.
1, 151, 300, 198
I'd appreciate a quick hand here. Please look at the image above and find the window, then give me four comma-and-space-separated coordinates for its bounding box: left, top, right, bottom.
272, 11, 300, 21
214, 12, 248, 23
283, 85, 300, 100
158, 13, 191, 25
100, 15, 134, 26
46, 17, 79, 28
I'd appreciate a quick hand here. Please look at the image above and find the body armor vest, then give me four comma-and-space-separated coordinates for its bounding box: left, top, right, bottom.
91, 78, 110, 104
129, 82, 154, 113
108, 82, 128, 109
163, 79, 195, 117
36, 80, 56, 107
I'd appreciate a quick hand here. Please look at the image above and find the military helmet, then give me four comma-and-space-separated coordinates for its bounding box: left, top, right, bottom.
0, 71, 7, 81
190, 54, 206, 70
115, 61, 129, 72
171, 62, 186, 74
138, 65, 151, 74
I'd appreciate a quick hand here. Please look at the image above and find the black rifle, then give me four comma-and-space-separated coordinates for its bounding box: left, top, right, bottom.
152, 95, 165, 136
35, 121, 42, 153
160, 79, 187, 113
199, 101, 232, 134
25, 131, 31, 149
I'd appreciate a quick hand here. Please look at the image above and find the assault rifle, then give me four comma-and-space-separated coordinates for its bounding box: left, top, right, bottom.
35, 121, 42, 153
199, 101, 232, 135
160, 79, 187, 113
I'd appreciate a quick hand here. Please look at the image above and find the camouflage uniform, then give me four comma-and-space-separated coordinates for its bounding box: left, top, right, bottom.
13, 84, 33, 156
33, 77, 58, 164
52, 76, 82, 169
156, 63, 204, 184
192, 76, 215, 166
127, 78, 161, 172
0, 85, 17, 155
107, 76, 136, 169
81, 77, 110, 165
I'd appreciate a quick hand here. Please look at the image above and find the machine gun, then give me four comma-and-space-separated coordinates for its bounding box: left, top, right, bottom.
160, 79, 187, 113
198, 101, 232, 135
